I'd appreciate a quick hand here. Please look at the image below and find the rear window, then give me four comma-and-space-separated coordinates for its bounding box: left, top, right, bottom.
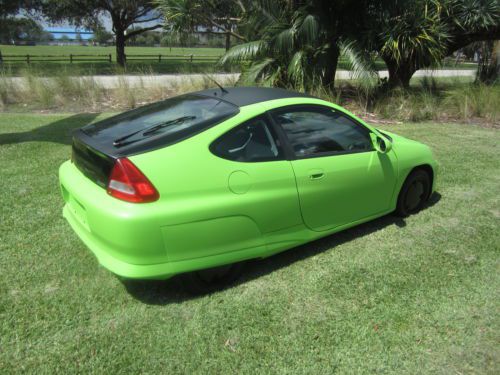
81, 94, 239, 149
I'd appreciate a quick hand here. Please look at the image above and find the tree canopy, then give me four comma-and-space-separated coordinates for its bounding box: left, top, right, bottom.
158, 0, 247, 50
8, 0, 498, 86
41, 0, 163, 65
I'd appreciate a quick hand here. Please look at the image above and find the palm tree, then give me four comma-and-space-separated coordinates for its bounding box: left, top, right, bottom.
371, 0, 500, 88
374, 0, 449, 88
220, 0, 375, 91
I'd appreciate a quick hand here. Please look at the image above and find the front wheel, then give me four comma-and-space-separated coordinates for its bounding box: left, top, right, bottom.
395, 169, 431, 217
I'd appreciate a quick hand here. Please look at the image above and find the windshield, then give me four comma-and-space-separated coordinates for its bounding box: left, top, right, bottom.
82, 94, 239, 147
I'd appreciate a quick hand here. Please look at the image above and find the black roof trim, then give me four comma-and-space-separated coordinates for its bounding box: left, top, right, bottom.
194, 86, 315, 107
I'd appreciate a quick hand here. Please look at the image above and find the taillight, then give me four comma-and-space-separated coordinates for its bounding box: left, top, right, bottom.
107, 158, 159, 203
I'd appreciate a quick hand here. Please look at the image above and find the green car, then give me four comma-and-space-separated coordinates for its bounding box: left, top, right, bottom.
59, 87, 438, 288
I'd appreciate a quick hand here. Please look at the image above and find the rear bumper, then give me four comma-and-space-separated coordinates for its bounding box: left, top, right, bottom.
63, 202, 264, 279
63, 203, 175, 279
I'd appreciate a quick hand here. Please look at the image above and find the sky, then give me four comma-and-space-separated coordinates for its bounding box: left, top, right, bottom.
44, 26, 94, 40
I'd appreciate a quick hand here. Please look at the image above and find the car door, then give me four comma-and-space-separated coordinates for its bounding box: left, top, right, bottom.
270, 105, 397, 232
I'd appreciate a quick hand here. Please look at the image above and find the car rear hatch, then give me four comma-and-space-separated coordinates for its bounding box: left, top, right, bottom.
70, 93, 239, 188
71, 134, 115, 188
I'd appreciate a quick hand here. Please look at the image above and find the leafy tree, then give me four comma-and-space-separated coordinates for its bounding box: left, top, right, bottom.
0, 17, 44, 43
158, 0, 247, 50
92, 26, 113, 45
41, 0, 163, 66
130, 30, 160, 46
0, 1, 41, 57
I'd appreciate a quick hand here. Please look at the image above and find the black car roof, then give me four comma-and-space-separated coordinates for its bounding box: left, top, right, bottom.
194, 86, 315, 107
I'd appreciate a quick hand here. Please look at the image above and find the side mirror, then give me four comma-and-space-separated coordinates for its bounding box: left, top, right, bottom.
370, 133, 392, 153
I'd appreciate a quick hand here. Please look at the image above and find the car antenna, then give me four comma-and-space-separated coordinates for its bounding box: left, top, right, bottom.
205, 75, 229, 94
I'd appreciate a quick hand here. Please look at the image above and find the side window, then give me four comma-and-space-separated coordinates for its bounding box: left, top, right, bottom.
210, 116, 283, 162
272, 106, 373, 157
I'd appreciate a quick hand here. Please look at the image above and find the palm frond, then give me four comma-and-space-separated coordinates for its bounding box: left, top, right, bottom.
240, 58, 276, 84
219, 40, 266, 64
287, 50, 305, 88
274, 27, 295, 54
298, 14, 319, 45
339, 40, 378, 82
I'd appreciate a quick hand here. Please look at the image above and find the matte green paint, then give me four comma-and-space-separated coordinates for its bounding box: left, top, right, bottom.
59, 97, 438, 279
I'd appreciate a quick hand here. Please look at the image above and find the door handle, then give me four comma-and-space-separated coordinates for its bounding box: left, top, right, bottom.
310, 172, 324, 180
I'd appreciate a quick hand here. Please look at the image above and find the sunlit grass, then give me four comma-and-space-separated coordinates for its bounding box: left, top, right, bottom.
0, 113, 499, 373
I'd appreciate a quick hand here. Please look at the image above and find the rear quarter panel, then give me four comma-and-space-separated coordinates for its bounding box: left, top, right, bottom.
129, 103, 303, 262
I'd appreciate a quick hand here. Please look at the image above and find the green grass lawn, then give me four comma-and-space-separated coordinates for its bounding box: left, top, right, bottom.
0, 113, 498, 373
0, 45, 477, 76
0, 45, 225, 56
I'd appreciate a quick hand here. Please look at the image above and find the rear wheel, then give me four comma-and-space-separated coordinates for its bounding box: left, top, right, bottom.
180, 262, 245, 295
395, 169, 431, 217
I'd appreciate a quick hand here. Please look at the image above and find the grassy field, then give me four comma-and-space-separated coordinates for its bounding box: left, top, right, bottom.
0, 44, 478, 76
0, 113, 499, 373
0, 45, 227, 75
0, 45, 225, 56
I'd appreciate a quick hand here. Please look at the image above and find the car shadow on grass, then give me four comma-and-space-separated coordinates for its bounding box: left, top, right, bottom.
0, 113, 100, 146
122, 192, 442, 305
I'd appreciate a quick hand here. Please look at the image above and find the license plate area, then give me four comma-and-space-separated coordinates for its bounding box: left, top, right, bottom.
68, 195, 89, 231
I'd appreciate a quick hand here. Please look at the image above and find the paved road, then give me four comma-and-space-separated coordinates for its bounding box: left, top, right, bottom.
8, 69, 475, 89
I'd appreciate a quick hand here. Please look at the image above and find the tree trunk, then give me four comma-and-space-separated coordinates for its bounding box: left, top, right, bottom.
115, 30, 126, 67
476, 40, 499, 84
494, 40, 500, 78
321, 45, 340, 88
225, 31, 231, 51
383, 56, 417, 89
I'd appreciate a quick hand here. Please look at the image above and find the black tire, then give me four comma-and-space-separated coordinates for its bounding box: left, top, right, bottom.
395, 169, 431, 217
180, 262, 245, 295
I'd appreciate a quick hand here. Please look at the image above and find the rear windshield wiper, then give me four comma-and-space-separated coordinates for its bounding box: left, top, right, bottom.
112, 115, 196, 147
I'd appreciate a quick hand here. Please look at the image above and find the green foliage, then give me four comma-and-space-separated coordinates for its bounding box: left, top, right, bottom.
377, 1, 450, 65
369, 79, 499, 123
130, 31, 161, 47
220, 1, 375, 90
41, 0, 163, 65
0, 17, 46, 44
446, 0, 500, 34
443, 81, 500, 121
160, 32, 199, 47
370, 0, 500, 87
215, 0, 499, 90
158, 0, 246, 51
92, 26, 113, 45
158, 0, 243, 34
